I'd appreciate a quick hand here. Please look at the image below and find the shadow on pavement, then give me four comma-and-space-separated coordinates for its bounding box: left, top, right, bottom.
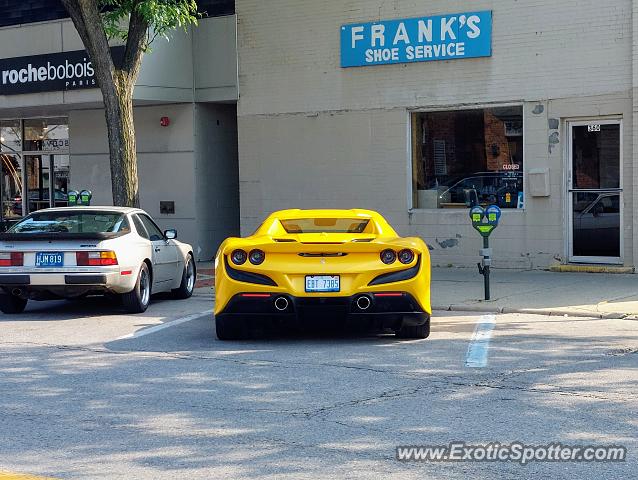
0, 313, 635, 479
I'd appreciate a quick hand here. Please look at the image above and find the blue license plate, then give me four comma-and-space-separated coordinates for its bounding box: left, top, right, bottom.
35, 252, 64, 267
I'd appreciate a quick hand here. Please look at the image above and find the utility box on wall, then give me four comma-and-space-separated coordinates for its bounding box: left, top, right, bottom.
528, 168, 551, 197
160, 201, 175, 214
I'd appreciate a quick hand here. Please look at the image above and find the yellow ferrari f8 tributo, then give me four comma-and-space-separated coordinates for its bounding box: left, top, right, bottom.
214, 209, 431, 339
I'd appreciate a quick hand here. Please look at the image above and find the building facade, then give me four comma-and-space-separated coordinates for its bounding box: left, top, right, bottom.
3, 1, 636, 270
235, 0, 636, 269
0, 0, 239, 261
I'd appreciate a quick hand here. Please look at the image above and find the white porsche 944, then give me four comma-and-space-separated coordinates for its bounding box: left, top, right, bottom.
0, 207, 196, 314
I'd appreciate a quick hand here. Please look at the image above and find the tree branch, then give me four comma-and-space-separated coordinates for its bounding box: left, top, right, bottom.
60, 0, 116, 90
121, 2, 149, 81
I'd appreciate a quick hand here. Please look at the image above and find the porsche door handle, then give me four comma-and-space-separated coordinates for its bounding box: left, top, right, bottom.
154, 247, 161, 252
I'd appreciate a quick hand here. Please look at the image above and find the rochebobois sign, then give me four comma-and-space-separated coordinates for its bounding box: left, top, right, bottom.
0, 47, 124, 95
340, 11, 492, 68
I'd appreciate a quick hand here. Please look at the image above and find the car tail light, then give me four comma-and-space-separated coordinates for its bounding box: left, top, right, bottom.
249, 249, 265, 265
0, 252, 23, 267
231, 249, 247, 265
380, 249, 396, 264
76, 251, 118, 266
398, 249, 415, 264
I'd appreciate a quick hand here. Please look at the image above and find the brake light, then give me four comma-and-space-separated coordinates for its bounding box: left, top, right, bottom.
76, 251, 118, 266
0, 252, 23, 267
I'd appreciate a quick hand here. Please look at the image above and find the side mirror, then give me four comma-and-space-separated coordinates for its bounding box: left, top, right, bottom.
164, 229, 177, 240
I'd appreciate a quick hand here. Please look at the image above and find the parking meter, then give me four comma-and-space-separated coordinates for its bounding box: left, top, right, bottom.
469, 205, 502, 300
67, 190, 79, 206
79, 190, 92, 206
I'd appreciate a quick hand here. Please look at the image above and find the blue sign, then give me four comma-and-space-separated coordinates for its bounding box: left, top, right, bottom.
340, 11, 492, 68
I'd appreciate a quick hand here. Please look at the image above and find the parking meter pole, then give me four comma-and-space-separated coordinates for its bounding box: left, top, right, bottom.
470, 205, 500, 302
483, 236, 490, 301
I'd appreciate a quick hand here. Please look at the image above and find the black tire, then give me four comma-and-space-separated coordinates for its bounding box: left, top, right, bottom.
396, 317, 430, 339
215, 314, 247, 340
122, 263, 152, 313
0, 294, 27, 314
172, 254, 196, 299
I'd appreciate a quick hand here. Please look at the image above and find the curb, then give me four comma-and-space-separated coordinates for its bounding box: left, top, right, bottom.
193, 292, 630, 319
549, 264, 635, 274
433, 304, 628, 319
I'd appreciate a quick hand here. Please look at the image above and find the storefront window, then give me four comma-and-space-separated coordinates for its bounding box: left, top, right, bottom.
412, 107, 524, 209
1, 120, 22, 153
24, 117, 69, 152
0, 118, 69, 224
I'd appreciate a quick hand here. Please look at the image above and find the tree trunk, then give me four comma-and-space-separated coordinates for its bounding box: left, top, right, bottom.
60, 0, 147, 208
102, 72, 140, 207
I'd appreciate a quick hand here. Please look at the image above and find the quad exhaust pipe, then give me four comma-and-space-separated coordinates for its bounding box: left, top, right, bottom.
355, 295, 372, 311
274, 296, 289, 311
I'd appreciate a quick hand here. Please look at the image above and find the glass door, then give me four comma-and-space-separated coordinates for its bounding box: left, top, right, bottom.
0, 117, 69, 223
22, 117, 69, 215
0, 153, 22, 221
0, 120, 23, 225
25, 155, 51, 213
568, 120, 622, 263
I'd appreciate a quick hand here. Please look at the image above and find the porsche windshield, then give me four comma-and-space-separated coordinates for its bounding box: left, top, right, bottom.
8, 211, 130, 234
280, 218, 370, 234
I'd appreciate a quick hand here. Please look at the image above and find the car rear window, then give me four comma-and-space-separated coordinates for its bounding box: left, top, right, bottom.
8, 211, 130, 234
280, 218, 370, 234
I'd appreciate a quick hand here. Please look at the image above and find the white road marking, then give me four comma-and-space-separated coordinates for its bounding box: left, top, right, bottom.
118, 310, 211, 340
465, 314, 496, 368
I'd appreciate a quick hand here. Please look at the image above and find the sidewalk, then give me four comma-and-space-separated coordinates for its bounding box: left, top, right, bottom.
431, 267, 638, 319
194, 262, 638, 319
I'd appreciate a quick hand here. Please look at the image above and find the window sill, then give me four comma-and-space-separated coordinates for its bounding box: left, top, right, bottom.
408, 208, 526, 213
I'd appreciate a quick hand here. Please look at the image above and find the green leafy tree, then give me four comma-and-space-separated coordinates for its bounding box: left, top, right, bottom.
61, 0, 199, 206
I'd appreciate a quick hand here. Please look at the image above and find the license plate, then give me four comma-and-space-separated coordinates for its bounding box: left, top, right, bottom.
35, 252, 64, 267
305, 275, 340, 293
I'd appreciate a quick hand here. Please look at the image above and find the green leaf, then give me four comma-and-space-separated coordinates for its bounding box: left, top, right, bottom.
98, 0, 200, 45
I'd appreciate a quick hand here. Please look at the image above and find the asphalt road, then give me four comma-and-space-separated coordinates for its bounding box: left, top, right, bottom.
0, 295, 636, 479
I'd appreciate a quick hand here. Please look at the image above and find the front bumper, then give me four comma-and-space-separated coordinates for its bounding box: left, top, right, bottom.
0, 270, 136, 299
216, 292, 429, 330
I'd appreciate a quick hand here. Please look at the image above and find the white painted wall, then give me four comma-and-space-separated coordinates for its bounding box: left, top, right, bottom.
69, 102, 240, 262
69, 104, 199, 255
1, 15, 242, 262
194, 103, 240, 260
236, 0, 634, 268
